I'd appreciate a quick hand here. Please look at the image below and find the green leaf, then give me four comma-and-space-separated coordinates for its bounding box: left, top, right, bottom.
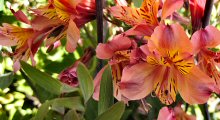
34, 97, 84, 120
133, 0, 143, 7
51, 97, 85, 111
61, 83, 79, 93
21, 61, 62, 95
84, 98, 98, 120
77, 62, 94, 103
21, 69, 56, 103
45, 111, 63, 120
64, 110, 80, 120
34, 101, 51, 120
0, 72, 13, 89
96, 102, 125, 120
98, 65, 113, 115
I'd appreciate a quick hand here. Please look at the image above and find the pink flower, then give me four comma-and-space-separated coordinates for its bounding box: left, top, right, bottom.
59, 47, 95, 87
59, 62, 79, 87
109, 0, 184, 38
0, 23, 48, 71
191, 25, 220, 89
158, 105, 196, 120
30, 0, 96, 52
119, 23, 216, 105
93, 34, 136, 102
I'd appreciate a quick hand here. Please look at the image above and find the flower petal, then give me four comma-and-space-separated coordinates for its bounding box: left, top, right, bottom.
109, 35, 132, 51
124, 24, 154, 36
66, 20, 80, 53
149, 24, 192, 55
0, 34, 17, 46
120, 63, 158, 100
96, 34, 132, 59
109, 6, 144, 26
161, 0, 184, 20
31, 16, 62, 31
140, 0, 159, 25
177, 66, 215, 104
10, 9, 30, 24
191, 25, 220, 53
158, 107, 175, 120
96, 43, 115, 59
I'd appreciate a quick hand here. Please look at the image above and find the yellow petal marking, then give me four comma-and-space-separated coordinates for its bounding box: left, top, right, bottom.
0, 24, 34, 48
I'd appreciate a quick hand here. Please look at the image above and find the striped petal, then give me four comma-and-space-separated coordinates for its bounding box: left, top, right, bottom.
109, 6, 145, 26
140, 0, 159, 25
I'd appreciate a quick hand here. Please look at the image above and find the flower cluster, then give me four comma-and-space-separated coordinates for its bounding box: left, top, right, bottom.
1, 0, 220, 119
94, 0, 220, 118
0, 0, 96, 71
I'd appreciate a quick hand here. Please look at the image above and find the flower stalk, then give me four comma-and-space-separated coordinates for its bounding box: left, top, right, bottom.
96, 0, 104, 70
201, 1, 214, 120
202, 0, 214, 28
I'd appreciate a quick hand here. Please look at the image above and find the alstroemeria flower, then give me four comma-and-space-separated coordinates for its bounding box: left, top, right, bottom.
157, 105, 196, 120
120, 23, 215, 105
0, 23, 47, 71
109, 0, 183, 26
31, 0, 96, 52
191, 25, 220, 88
93, 34, 136, 102
59, 47, 95, 87
109, 0, 159, 26
109, 0, 184, 39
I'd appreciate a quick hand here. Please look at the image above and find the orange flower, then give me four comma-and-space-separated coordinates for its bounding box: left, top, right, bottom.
109, 0, 184, 26
0, 24, 47, 71
93, 34, 136, 102
120, 23, 216, 105
31, 0, 96, 52
191, 25, 220, 89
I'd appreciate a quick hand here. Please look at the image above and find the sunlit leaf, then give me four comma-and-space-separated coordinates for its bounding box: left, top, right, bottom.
98, 65, 113, 115
77, 62, 94, 103
0, 72, 13, 89
96, 102, 125, 120
21, 69, 56, 103
0, 0, 4, 11
21, 61, 62, 95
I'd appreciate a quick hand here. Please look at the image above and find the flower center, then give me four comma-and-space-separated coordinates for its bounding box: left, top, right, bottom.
147, 50, 194, 75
